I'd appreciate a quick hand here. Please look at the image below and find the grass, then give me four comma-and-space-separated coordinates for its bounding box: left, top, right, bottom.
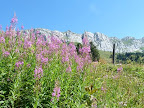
140, 47, 144, 52
0, 27, 144, 107
99, 50, 112, 63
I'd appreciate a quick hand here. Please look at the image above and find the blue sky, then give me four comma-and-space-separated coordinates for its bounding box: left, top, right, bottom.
1, 0, 144, 39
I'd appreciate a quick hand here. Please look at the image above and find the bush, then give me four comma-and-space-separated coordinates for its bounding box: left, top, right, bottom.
90, 42, 100, 61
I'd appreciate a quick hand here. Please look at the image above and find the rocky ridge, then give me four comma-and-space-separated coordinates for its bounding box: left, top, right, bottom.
24, 28, 144, 53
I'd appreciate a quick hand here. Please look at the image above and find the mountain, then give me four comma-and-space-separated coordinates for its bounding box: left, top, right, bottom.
24, 28, 144, 53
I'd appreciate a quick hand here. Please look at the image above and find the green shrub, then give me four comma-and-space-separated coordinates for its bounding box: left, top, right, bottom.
90, 42, 100, 61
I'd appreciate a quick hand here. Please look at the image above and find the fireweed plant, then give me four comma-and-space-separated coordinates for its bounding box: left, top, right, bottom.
0, 15, 144, 108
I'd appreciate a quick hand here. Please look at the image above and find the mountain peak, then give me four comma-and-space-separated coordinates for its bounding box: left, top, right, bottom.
24, 28, 144, 53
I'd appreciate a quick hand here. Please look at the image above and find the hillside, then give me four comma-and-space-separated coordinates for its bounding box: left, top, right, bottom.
24, 28, 144, 53
99, 50, 112, 63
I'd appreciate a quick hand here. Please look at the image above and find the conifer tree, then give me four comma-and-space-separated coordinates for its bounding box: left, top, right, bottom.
89, 42, 100, 61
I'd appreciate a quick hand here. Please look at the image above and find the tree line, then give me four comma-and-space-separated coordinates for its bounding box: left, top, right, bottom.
116, 52, 144, 64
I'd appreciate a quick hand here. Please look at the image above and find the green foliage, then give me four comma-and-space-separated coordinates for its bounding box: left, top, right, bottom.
116, 52, 144, 64
140, 47, 144, 51
1, 53, 144, 107
140, 47, 144, 53
90, 42, 100, 61
1, 30, 144, 107
122, 39, 133, 45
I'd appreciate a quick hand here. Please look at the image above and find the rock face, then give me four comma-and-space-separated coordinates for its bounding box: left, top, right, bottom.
24, 28, 144, 53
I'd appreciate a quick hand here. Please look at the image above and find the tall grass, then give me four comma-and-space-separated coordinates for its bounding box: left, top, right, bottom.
0, 16, 144, 107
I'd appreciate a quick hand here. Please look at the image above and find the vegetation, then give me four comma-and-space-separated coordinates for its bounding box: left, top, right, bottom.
122, 39, 133, 45
89, 42, 100, 62
140, 47, 144, 52
75, 42, 100, 62
99, 50, 112, 63
0, 15, 144, 108
116, 52, 144, 64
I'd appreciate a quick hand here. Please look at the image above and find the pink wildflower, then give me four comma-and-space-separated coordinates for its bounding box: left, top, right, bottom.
36, 54, 43, 62
27, 64, 31, 68
77, 64, 83, 71
51, 36, 62, 44
3, 51, 10, 57
36, 31, 40, 34
69, 43, 77, 56
34, 66, 43, 79
18, 40, 22, 46
21, 25, 24, 30
62, 55, 69, 63
91, 103, 97, 108
75, 55, 84, 71
41, 57, 48, 64
10, 13, 18, 30
9, 25, 13, 31
0, 37, 5, 43
101, 86, 107, 93
117, 67, 123, 72
6, 26, 9, 31
31, 28, 33, 32
36, 38, 43, 46
15, 61, 24, 68
82, 36, 89, 46
66, 65, 72, 72
16, 28, 20, 36
24, 40, 32, 49
15, 49, 19, 53
81, 46, 91, 54
51, 82, 61, 101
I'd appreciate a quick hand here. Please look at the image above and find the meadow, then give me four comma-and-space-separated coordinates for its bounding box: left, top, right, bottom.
0, 17, 144, 108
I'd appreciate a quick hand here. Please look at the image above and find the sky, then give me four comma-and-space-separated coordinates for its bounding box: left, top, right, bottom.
1, 0, 144, 39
